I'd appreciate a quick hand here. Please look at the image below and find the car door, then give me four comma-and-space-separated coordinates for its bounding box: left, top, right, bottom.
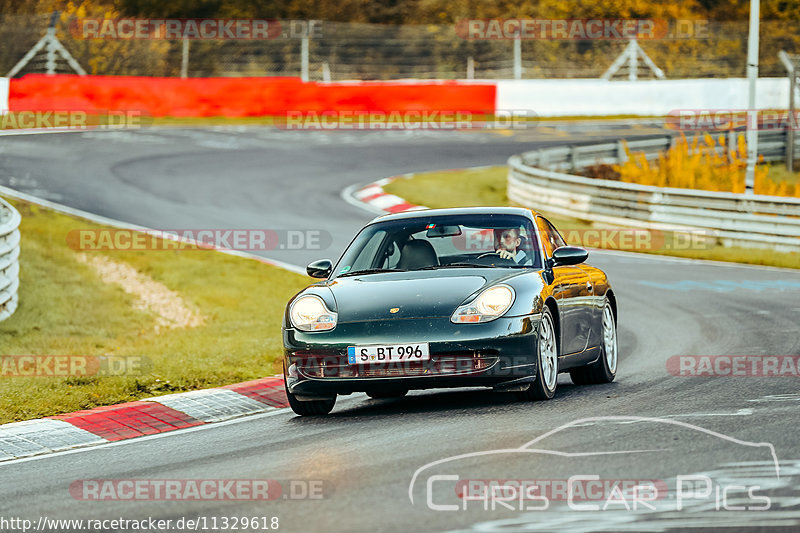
537, 217, 592, 356
580, 265, 608, 349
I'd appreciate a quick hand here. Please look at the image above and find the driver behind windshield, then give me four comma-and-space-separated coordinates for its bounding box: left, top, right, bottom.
494, 228, 531, 265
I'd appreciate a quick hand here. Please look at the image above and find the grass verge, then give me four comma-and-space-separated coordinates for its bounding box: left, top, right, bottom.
383, 166, 800, 269
0, 198, 310, 424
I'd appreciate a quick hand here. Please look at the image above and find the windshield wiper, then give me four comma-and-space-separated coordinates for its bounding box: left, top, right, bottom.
339, 268, 407, 277
414, 263, 496, 270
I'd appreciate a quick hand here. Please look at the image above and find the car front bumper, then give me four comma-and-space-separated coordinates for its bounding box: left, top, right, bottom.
283, 314, 541, 398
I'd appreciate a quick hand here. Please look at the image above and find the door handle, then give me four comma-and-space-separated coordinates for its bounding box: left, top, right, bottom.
586, 281, 593, 292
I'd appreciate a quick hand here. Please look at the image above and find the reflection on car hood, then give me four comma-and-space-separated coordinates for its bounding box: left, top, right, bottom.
328, 269, 517, 321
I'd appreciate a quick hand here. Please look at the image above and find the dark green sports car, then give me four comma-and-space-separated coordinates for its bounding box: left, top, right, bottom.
282, 207, 618, 416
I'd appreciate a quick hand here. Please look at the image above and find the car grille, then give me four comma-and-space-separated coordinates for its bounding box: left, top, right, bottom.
299, 354, 497, 378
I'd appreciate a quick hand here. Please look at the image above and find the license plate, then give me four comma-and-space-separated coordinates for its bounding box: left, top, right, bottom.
347, 343, 430, 364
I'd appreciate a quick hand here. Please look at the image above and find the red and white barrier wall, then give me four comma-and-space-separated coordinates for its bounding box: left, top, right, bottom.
0, 75, 791, 119
495, 78, 790, 116
5, 75, 496, 117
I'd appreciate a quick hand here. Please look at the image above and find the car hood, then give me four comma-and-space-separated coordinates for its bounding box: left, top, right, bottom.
326, 269, 520, 322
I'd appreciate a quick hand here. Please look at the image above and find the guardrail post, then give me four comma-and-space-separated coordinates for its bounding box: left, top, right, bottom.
538, 149, 548, 168
669, 135, 679, 151
616, 140, 627, 163
728, 130, 737, 164
570, 146, 579, 171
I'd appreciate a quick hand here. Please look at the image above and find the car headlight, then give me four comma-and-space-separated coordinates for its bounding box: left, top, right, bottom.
451, 285, 515, 323
290, 295, 338, 331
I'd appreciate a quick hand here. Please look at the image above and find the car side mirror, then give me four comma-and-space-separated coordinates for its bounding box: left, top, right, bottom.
551, 246, 589, 267
306, 259, 333, 278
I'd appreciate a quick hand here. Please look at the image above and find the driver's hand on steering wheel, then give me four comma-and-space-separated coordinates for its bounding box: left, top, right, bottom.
496, 249, 515, 260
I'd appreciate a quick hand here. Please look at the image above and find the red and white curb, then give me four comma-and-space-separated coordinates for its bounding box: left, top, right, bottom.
0, 377, 288, 462
345, 174, 428, 215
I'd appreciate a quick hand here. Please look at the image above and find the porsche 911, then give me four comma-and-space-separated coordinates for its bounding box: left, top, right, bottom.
282, 207, 618, 416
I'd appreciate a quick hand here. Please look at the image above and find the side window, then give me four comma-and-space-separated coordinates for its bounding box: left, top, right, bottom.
536, 216, 566, 257
349, 231, 386, 272
544, 219, 567, 249
380, 240, 402, 269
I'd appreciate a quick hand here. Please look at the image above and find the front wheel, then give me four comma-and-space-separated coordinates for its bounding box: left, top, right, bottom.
517, 306, 558, 401
570, 300, 617, 385
284, 379, 336, 416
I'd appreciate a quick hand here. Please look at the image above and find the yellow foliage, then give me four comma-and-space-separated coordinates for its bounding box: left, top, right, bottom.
55, 0, 170, 76
613, 134, 800, 198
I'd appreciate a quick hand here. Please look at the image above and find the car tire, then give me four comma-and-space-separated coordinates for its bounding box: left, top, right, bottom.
517, 306, 558, 401
366, 390, 408, 399
284, 379, 336, 416
570, 300, 617, 385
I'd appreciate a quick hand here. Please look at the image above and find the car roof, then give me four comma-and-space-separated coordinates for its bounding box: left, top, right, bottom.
368, 206, 538, 225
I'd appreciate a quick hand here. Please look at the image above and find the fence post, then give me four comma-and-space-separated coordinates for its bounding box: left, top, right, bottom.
513, 36, 522, 80
180, 38, 189, 79
467, 56, 474, 80
728, 130, 737, 164
788, 67, 796, 171
301, 36, 310, 82
628, 39, 637, 81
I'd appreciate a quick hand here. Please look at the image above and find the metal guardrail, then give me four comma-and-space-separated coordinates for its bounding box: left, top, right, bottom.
508, 130, 800, 252
0, 197, 21, 322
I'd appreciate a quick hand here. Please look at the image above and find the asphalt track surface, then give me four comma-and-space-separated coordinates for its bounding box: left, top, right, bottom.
1, 124, 799, 533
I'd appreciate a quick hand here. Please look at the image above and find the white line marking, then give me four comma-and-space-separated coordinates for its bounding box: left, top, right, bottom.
0, 128, 88, 137
662, 408, 754, 418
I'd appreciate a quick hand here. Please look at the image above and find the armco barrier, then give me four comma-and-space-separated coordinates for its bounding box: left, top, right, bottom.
8, 75, 497, 117
0, 197, 21, 322
526, 131, 797, 171
508, 131, 800, 252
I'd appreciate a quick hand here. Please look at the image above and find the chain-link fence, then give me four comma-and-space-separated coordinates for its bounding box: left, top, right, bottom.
1, 15, 798, 80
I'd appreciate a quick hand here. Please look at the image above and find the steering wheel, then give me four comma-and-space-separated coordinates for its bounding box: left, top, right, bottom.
475, 251, 516, 265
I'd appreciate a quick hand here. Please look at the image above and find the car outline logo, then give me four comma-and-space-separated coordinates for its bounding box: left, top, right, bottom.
408, 415, 781, 504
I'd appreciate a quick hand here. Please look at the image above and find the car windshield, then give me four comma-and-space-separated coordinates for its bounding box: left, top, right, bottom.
332, 214, 540, 278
